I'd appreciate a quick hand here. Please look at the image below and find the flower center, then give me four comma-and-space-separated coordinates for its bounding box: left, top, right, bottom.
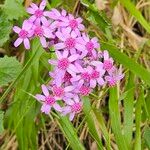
19, 30, 28, 39
64, 72, 72, 82
103, 60, 113, 70
69, 19, 78, 29
65, 38, 76, 49
45, 96, 55, 105
71, 103, 82, 113
34, 26, 43, 37
91, 71, 100, 79
108, 79, 116, 87
79, 86, 90, 96
81, 72, 90, 81
58, 58, 69, 70
35, 9, 43, 18
86, 42, 94, 52
52, 86, 64, 98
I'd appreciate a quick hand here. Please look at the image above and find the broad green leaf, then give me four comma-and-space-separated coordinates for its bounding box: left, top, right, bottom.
0, 110, 4, 133
3, 0, 26, 20
143, 127, 150, 149
83, 97, 103, 150
0, 11, 13, 46
109, 87, 128, 150
119, 0, 150, 34
101, 42, 150, 86
134, 88, 144, 150
0, 56, 22, 87
57, 116, 85, 150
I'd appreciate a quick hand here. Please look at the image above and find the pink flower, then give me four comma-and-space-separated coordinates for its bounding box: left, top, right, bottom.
27, 0, 47, 25
105, 67, 124, 87
49, 50, 79, 83
103, 50, 114, 71
77, 33, 100, 58
62, 95, 82, 121
32, 24, 54, 47
44, 9, 67, 20
13, 20, 33, 49
35, 84, 62, 114
71, 64, 91, 84
54, 28, 85, 56
59, 14, 85, 35
89, 66, 105, 88
51, 85, 74, 99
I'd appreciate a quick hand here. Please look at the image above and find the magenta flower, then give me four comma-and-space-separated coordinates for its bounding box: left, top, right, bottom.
71, 64, 91, 84
44, 9, 67, 21
62, 95, 82, 121
77, 33, 99, 58
59, 14, 85, 35
33, 24, 54, 47
105, 67, 124, 87
103, 50, 114, 71
51, 85, 74, 99
27, 0, 47, 25
35, 84, 62, 114
54, 28, 85, 56
49, 50, 79, 82
13, 20, 33, 49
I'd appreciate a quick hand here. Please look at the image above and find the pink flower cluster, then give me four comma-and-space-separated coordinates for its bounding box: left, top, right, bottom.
13, 0, 124, 121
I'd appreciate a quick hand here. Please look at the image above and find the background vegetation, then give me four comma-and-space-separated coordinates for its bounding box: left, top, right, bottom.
0, 0, 150, 149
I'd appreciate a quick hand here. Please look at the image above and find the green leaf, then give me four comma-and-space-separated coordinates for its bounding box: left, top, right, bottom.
134, 88, 144, 150
93, 108, 111, 150
3, 0, 26, 20
0, 12, 13, 46
81, 0, 110, 32
0, 111, 4, 133
109, 87, 128, 150
0, 56, 22, 87
119, 0, 150, 34
101, 42, 150, 86
123, 72, 134, 148
83, 97, 103, 150
143, 127, 150, 149
57, 116, 85, 150
50, 0, 62, 7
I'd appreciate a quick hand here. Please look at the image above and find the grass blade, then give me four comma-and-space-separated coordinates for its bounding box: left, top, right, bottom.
109, 87, 128, 150
57, 116, 85, 150
83, 97, 103, 150
134, 88, 144, 150
123, 72, 134, 148
93, 108, 111, 150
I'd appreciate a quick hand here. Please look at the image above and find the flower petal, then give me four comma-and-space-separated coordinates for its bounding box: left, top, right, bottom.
14, 38, 23, 47
35, 94, 45, 101
41, 104, 51, 114
40, 0, 46, 10
54, 43, 65, 50
40, 37, 47, 48
53, 103, 62, 112
69, 112, 75, 121
23, 38, 30, 49
41, 84, 49, 96
13, 26, 21, 33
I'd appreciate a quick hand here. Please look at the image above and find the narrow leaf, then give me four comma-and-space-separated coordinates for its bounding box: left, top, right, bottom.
109, 87, 128, 150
